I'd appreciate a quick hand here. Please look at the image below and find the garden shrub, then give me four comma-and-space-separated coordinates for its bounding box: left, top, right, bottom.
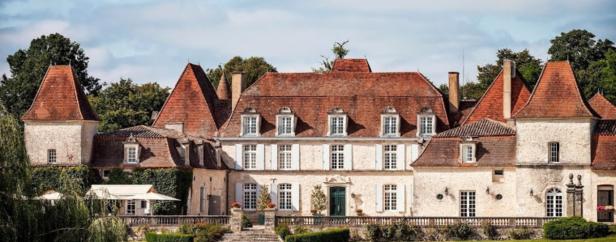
445, 222, 475, 240
508, 226, 534, 240
241, 214, 252, 228
481, 221, 498, 240
177, 223, 228, 242
365, 223, 421, 241
366, 224, 381, 241
285, 228, 350, 242
275, 224, 292, 240
145, 232, 193, 242
543, 217, 609, 240
293, 225, 310, 234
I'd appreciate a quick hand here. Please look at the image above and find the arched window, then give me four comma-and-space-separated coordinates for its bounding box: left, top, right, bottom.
546, 188, 563, 217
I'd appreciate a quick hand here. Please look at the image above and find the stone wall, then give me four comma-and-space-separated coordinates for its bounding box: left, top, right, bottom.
188, 168, 228, 215
516, 119, 592, 165
24, 121, 97, 165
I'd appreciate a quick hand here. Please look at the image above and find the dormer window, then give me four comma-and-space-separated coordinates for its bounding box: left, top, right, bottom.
123, 134, 140, 164
548, 142, 560, 163
328, 108, 347, 136
127, 147, 138, 163
417, 108, 436, 137
276, 107, 295, 136
241, 108, 260, 136
460, 138, 476, 163
381, 107, 400, 137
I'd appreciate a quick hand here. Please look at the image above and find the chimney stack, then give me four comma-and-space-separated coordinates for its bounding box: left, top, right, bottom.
448, 72, 460, 112
503, 59, 515, 120
231, 72, 244, 111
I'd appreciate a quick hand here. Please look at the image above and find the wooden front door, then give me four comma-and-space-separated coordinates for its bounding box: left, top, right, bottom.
329, 187, 346, 216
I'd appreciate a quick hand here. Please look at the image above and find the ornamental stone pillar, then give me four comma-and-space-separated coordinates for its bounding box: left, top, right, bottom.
263, 208, 277, 229
230, 208, 243, 232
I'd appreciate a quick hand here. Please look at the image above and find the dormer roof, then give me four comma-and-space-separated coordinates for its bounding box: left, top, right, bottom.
588, 92, 616, 120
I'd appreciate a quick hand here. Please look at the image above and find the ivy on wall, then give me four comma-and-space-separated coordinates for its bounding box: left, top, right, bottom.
30, 165, 100, 195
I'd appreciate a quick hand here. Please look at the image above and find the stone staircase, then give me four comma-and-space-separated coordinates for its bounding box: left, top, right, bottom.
222, 225, 280, 242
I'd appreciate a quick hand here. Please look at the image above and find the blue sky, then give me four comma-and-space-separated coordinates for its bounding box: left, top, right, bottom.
1, 0, 615, 87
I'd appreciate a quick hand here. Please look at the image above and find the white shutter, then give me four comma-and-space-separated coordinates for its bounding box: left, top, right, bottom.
256, 144, 265, 170
271, 144, 278, 170
344, 144, 353, 170
235, 183, 243, 207
375, 144, 383, 170
376, 184, 383, 212
270, 183, 278, 207
396, 144, 406, 171
235, 144, 243, 170
291, 183, 300, 211
397, 184, 406, 213
410, 144, 420, 161
291, 144, 300, 170
322, 144, 330, 170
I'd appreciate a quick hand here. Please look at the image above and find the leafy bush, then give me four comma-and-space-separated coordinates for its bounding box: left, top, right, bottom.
366, 224, 381, 241
481, 221, 498, 240
394, 222, 422, 241
145, 232, 193, 242
365, 223, 421, 241
544, 217, 609, 240
445, 222, 475, 240
508, 227, 534, 240
285, 228, 350, 242
275, 224, 292, 240
294, 225, 310, 234
241, 214, 252, 228
177, 223, 229, 242
87, 216, 128, 242
31, 165, 100, 194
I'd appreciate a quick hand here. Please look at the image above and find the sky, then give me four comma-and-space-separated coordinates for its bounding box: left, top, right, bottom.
1, 0, 615, 88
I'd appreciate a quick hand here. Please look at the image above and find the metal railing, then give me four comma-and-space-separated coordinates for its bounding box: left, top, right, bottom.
119, 215, 230, 226
275, 216, 556, 228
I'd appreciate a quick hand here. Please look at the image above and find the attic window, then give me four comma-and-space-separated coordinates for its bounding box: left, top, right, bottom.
381, 107, 400, 137
277, 107, 295, 136
417, 108, 436, 138
241, 108, 260, 136
460, 139, 476, 163
123, 134, 140, 164
328, 108, 347, 136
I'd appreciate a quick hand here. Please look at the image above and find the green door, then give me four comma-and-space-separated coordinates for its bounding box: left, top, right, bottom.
329, 187, 346, 216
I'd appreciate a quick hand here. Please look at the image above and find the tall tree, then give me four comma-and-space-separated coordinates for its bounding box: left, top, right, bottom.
583, 49, 616, 103
206, 56, 277, 89
0, 33, 102, 118
476, 48, 543, 89
313, 40, 350, 73
90, 79, 169, 132
438, 82, 485, 100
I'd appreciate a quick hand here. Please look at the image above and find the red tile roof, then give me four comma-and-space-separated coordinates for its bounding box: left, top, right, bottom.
220, 70, 450, 137
22, 65, 98, 121
592, 134, 616, 170
332, 58, 372, 72
436, 119, 516, 137
514, 61, 594, 119
412, 135, 516, 167
152, 64, 220, 137
462, 70, 531, 124
588, 92, 616, 120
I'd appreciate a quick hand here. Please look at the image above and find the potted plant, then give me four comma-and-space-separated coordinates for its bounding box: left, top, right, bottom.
310, 185, 327, 224
257, 185, 272, 225
267, 202, 276, 209
231, 201, 241, 209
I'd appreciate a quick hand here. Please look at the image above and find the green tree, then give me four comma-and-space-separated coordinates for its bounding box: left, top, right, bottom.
90, 79, 169, 132
583, 49, 616, 103
314, 40, 350, 73
438, 82, 487, 101
206, 56, 277, 89
0, 33, 102, 117
477, 48, 542, 89
310, 185, 327, 215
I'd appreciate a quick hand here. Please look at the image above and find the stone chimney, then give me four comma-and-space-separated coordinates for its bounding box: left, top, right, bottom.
503, 59, 515, 120
231, 72, 244, 111
448, 72, 460, 112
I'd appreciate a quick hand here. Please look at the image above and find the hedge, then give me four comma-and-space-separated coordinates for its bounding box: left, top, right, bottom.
31, 165, 100, 195
285, 228, 350, 242
544, 217, 609, 240
106, 168, 192, 214
145, 232, 193, 242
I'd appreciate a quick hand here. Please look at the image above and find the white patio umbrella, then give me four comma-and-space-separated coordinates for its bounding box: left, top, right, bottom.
34, 190, 63, 200
126, 192, 180, 201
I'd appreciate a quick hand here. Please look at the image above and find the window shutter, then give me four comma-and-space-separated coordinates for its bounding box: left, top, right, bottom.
256, 144, 265, 170
291, 183, 300, 211
322, 144, 330, 170
271, 144, 278, 170
375, 144, 383, 170
376, 184, 383, 212
397, 144, 406, 170
410, 144, 420, 161
291, 144, 300, 170
270, 183, 278, 207
397, 184, 406, 213
235, 183, 243, 207
235, 144, 243, 170
344, 144, 353, 170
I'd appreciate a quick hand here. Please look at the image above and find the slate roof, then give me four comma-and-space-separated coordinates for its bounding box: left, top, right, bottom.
332, 58, 372, 72
436, 119, 516, 137
514, 61, 595, 119
588, 92, 616, 120
462, 70, 531, 124
22, 65, 98, 121
412, 135, 516, 167
592, 134, 616, 170
220, 59, 450, 137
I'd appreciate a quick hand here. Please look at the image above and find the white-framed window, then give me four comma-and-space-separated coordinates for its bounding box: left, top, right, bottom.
460, 191, 476, 217
418, 115, 435, 136
329, 116, 346, 136
47, 149, 57, 163
460, 143, 476, 163
141, 200, 147, 209
242, 115, 259, 136
242, 144, 257, 169
546, 188, 563, 217
126, 200, 135, 215
127, 147, 138, 164
384, 184, 398, 211
278, 183, 293, 210
548, 142, 559, 163
382, 115, 399, 136
383, 145, 397, 170
330, 144, 345, 170
278, 144, 292, 170
243, 183, 257, 210
277, 115, 295, 136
